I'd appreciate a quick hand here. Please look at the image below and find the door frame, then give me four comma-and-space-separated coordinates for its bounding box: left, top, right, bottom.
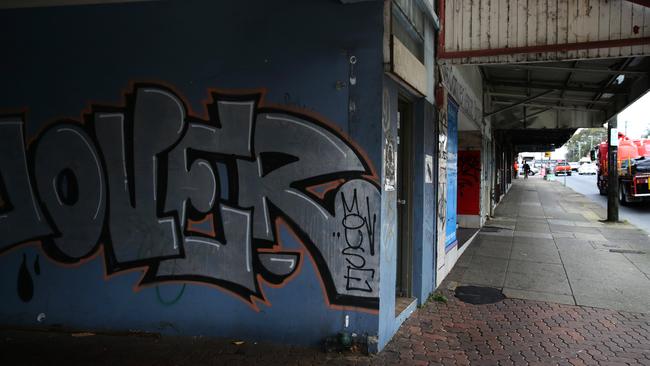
396, 95, 414, 299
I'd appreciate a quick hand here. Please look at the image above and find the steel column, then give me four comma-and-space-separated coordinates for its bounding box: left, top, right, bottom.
607, 116, 619, 222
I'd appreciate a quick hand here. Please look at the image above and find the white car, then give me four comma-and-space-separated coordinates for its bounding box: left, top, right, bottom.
578, 163, 598, 175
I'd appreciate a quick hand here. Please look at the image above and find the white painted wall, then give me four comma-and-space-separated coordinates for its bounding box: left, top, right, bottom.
442, 0, 650, 64
435, 64, 485, 287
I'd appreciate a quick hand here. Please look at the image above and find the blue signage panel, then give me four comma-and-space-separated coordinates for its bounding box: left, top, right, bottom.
445, 99, 458, 250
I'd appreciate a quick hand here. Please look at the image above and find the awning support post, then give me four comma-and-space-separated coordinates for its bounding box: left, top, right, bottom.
607, 116, 619, 222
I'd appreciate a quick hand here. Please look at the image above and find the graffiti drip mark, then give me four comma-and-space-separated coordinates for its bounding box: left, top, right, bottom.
33, 255, 41, 276
155, 284, 186, 306
17, 254, 34, 302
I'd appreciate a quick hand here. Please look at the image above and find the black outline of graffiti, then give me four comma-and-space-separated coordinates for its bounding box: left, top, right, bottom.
0, 83, 381, 310
340, 188, 376, 293
458, 152, 481, 196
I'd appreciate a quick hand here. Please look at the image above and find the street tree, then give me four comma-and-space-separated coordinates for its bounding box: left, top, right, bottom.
563, 128, 607, 162
643, 126, 650, 138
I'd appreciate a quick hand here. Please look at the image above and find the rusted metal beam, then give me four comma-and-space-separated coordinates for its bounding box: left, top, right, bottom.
491, 101, 604, 112
484, 64, 647, 76
438, 37, 650, 59
489, 92, 609, 105
488, 80, 627, 94
484, 89, 556, 117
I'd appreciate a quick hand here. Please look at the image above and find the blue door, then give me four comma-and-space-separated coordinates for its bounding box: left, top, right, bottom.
445, 99, 458, 250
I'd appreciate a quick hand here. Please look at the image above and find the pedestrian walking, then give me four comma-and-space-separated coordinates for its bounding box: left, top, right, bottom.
514, 161, 519, 179
523, 162, 531, 179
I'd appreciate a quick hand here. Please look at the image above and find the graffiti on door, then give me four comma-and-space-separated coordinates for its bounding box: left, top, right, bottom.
457, 150, 481, 215
0, 84, 380, 310
444, 99, 458, 249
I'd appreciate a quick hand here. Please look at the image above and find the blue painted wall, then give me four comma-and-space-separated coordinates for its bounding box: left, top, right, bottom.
377, 78, 437, 351
377, 78, 399, 351
0, 0, 386, 347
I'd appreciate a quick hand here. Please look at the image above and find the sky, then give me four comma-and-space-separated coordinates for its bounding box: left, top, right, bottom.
522, 91, 650, 161
617, 91, 650, 139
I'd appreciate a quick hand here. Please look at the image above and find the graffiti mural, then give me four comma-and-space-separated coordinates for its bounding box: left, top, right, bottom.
382, 88, 396, 192
444, 99, 458, 250
457, 150, 481, 215
439, 64, 482, 124
0, 84, 380, 310
436, 102, 448, 270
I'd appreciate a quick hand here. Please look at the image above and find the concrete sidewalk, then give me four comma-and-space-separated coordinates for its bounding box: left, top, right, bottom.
449, 177, 650, 314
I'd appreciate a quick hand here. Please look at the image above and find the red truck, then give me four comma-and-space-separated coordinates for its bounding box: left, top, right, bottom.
596, 133, 650, 205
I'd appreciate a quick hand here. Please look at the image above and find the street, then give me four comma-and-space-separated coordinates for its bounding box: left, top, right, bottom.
563, 173, 650, 234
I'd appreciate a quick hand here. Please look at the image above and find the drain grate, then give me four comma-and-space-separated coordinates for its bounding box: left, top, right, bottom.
455, 286, 505, 305
609, 249, 646, 254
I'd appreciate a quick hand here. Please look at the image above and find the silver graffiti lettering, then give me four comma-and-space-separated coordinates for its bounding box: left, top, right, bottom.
33, 124, 106, 260
0, 84, 380, 309
0, 118, 51, 249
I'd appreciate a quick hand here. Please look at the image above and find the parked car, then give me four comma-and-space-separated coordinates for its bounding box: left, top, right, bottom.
579, 157, 592, 165
569, 162, 580, 171
578, 163, 598, 175
554, 161, 572, 176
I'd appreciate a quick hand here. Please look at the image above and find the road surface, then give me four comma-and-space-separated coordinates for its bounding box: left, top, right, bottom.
563, 173, 650, 234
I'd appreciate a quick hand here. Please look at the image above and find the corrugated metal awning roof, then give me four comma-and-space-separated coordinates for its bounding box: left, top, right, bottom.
482, 56, 650, 133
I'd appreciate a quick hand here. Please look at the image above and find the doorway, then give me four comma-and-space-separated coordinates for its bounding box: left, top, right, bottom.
395, 97, 413, 312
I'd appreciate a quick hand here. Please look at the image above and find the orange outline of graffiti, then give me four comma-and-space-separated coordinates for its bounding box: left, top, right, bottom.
2, 81, 380, 314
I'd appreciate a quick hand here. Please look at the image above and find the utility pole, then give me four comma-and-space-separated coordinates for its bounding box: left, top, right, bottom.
578, 142, 582, 160
607, 116, 619, 222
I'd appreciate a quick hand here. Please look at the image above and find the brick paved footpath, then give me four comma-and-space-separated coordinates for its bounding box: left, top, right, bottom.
379, 289, 650, 366
2, 288, 649, 366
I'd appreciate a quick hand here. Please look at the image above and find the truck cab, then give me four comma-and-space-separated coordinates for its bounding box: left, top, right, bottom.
596, 136, 650, 205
